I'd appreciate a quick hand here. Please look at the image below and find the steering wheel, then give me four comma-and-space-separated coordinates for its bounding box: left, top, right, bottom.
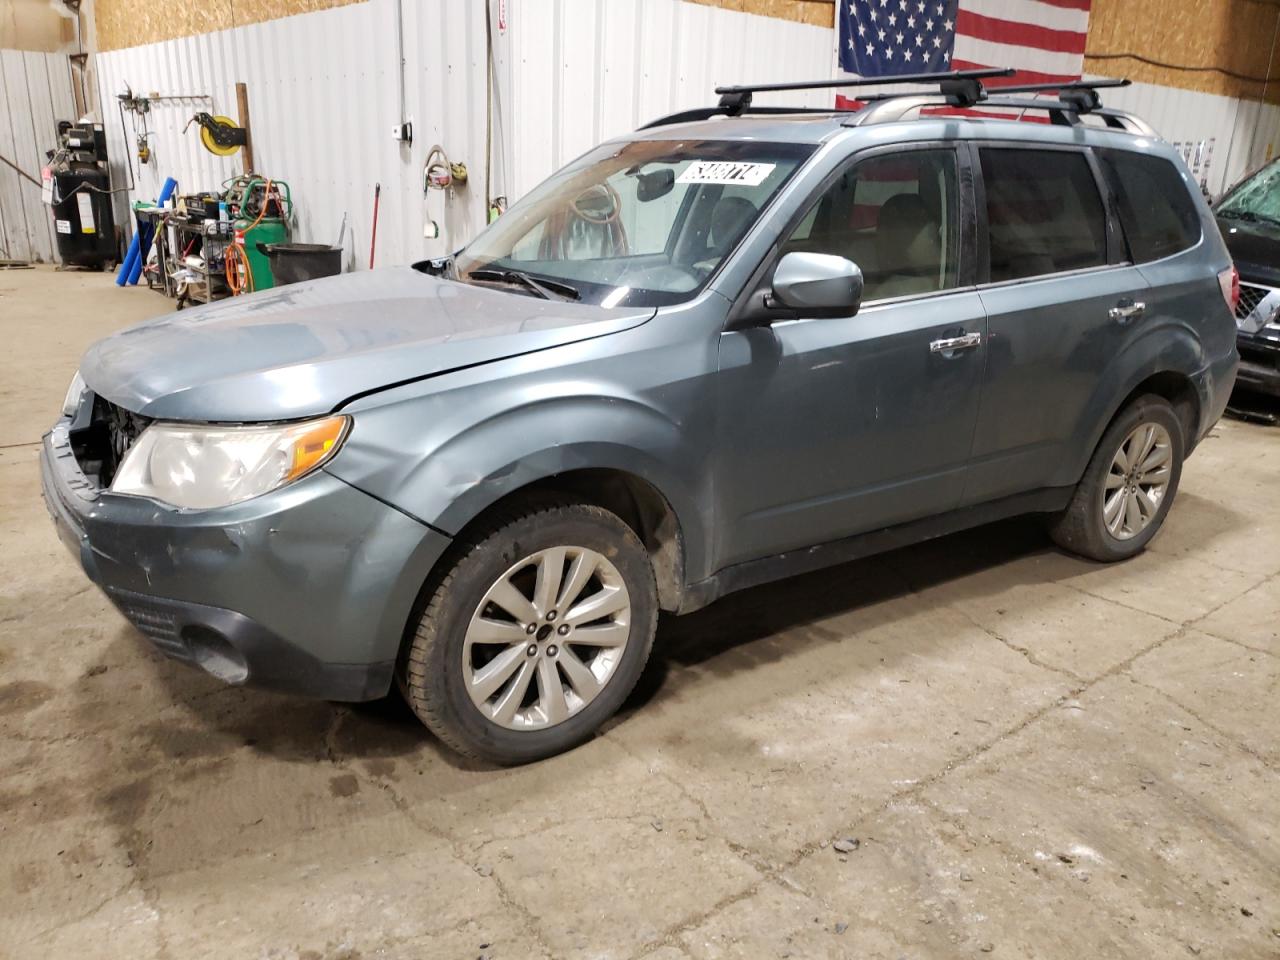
571, 182, 623, 224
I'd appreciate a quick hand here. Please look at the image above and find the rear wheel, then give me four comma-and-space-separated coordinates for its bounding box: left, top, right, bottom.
399, 499, 658, 764
1049, 394, 1184, 562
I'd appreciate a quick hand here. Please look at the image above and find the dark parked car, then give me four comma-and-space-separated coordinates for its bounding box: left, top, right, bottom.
1216, 158, 1280, 396
42, 74, 1239, 764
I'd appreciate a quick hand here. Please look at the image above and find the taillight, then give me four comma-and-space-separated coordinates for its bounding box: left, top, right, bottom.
1219, 264, 1240, 313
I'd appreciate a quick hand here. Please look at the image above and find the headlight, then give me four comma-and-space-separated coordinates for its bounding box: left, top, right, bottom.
62, 371, 86, 416
111, 415, 350, 509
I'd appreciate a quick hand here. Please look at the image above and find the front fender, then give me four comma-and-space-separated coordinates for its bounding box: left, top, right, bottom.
328, 388, 715, 582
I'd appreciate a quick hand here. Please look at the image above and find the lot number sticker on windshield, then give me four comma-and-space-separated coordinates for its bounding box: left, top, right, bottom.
677, 161, 776, 186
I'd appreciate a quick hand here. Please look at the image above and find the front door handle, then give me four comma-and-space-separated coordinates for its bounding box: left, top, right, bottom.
1109, 299, 1147, 324
929, 331, 983, 355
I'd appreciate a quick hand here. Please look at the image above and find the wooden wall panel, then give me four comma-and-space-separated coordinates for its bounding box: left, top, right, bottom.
94, 0, 366, 53
683, 0, 835, 28
0, 0, 76, 52
1085, 0, 1280, 103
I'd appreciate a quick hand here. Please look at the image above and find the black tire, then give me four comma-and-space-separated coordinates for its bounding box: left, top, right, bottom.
1049, 394, 1184, 562
399, 498, 658, 765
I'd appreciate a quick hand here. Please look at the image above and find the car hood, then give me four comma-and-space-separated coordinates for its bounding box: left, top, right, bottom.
82, 267, 655, 421
1217, 215, 1280, 287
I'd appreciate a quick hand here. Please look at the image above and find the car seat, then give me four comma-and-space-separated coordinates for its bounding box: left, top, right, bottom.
874, 193, 941, 298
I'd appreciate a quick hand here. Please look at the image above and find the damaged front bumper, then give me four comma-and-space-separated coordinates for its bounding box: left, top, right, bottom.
39, 417, 451, 701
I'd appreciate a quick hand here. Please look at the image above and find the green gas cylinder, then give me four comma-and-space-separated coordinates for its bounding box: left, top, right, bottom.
226, 176, 292, 293
234, 216, 287, 291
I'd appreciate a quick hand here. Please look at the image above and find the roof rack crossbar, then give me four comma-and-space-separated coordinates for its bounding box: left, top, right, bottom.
711, 67, 1013, 99
989, 78, 1132, 95
981, 77, 1131, 114
643, 69, 1013, 129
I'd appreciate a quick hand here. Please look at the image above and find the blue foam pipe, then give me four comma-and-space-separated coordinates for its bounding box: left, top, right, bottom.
126, 224, 150, 286
116, 235, 137, 285
123, 177, 178, 286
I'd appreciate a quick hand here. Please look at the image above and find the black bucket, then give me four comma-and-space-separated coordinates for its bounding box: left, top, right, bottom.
257, 242, 343, 285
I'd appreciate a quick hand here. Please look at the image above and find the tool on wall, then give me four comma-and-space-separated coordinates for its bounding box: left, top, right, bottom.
484, 0, 503, 222
117, 87, 216, 183
370, 183, 381, 269
185, 112, 247, 157
423, 144, 468, 191
391, 0, 412, 144
118, 86, 153, 175
422, 145, 467, 241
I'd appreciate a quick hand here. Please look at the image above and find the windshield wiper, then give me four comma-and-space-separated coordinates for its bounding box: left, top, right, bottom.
1220, 209, 1280, 228
467, 268, 581, 301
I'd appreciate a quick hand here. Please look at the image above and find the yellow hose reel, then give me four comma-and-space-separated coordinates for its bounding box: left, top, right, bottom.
185, 113, 246, 157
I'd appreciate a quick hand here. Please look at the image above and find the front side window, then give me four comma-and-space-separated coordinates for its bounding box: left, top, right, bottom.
980, 148, 1107, 283
783, 149, 960, 301
455, 139, 814, 307
1101, 150, 1202, 262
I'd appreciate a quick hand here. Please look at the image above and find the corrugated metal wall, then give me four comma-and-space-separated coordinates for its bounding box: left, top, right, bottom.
0, 49, 77, 263
89, 0, 1280, 273
92, 0, 836, 271
505, 0, 836, 200
95, 0, 505, 271
1097, 77, 1280, 196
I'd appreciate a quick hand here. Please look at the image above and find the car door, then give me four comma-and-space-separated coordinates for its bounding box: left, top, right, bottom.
962, 142, 1153, 505
714, 144, 988, 569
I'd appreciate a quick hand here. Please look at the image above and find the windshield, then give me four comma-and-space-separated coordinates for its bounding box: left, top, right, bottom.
454, 139, 815, 307
1218, 160, 1280, 225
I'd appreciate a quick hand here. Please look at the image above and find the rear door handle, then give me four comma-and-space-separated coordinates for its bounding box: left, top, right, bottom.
929, 331, 983, 354
1109, 299, 1146, 323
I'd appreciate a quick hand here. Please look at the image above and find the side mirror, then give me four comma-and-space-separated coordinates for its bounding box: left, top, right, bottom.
768, 251, 863, 317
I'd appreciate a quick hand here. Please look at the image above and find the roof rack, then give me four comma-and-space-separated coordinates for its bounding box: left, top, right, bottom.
846, 78, 1153, 135
640, 71, 1154, 136
640, 68, 1014, 130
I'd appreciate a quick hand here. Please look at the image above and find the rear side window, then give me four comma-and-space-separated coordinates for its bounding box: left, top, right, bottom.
1099, 150, 1202, 262
979, 148, 1107, 283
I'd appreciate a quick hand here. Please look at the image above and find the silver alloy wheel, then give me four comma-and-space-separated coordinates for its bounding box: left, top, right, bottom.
1101, 421, 1173, 541
463, 546, 632, 731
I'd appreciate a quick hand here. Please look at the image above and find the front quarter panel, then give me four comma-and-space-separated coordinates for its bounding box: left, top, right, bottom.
325, 300, 723, 582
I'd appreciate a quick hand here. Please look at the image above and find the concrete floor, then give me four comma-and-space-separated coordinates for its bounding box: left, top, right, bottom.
2, 265, 1278, 960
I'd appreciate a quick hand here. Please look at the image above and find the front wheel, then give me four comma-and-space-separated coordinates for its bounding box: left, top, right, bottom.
1049, 394, 1184, 562
399, 499, 658, 765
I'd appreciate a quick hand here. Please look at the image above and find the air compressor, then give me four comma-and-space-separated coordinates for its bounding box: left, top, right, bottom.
47, 121, 117, 269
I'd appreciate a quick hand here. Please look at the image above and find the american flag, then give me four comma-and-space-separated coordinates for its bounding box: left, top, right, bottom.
837, 0, 1092, 107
